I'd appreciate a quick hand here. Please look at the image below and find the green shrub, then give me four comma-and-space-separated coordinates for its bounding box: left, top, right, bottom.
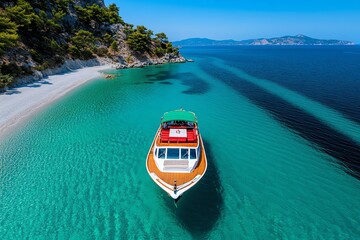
75, 3, 124, 26
5, 0, 34, 27
172, 47, 179, 55
125, 55, 132, 63
165, 42, 179, 55
126, 26, 154, 53
81, 49, 93, 60
69, 30, 95, 59
42, 9, 65, 32
155, 32, 168, 44
0, 72, 13, 89
127, 32, 149, 52
0, 11, 19, 54
54, 0, 73, 13
1, 62, 22, 76
107, 3, 124, 24
110, 40, 118, 51
34, 61, 50, 71
124, 24, 134, 37
95, 46, 108, 57
50, 39, 62, 53
29, 49, 43, 63
68, 45, 80, 58
54, 55, 65, 65
71, 30, 95, 50
154, 47, 165, 57
166, 42, 173, 53
102, 33, 114, 46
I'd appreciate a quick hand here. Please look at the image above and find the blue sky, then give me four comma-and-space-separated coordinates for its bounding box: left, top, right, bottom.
105, 0, 360, 43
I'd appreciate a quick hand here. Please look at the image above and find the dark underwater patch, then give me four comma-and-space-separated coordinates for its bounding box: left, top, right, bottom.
176, 72, 210, 95
201, 63, 360, 180
144, 68, 210, 94
145, 70, 174, 82
164, 140, 223, 238
221, 47, 360, 125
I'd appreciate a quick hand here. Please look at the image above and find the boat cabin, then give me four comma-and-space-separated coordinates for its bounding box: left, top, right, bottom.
159, 110, 199, 144
153, 109, 201, 172
153, 146, 201, 172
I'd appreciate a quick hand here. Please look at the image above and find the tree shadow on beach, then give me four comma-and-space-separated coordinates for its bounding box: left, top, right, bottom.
26, 84, 42, 88
26, 80, 53, 88
163, 140, 224, 238
2, 89, 21, 95
38, 80, 53, 85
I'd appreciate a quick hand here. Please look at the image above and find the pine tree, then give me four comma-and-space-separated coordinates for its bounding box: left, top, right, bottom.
0, 11, 19, 54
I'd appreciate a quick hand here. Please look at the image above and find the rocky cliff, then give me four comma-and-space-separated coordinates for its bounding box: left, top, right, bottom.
0, 0, 185, 89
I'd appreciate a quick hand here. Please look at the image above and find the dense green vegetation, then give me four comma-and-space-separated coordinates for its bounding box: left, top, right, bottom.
0, 10, 19, 54
0, 0, 180, 89
75, 3, 124, 25
0, 72, 13, 88
126, 26, 152, 52
69, 30, 96, 59
126, 27, 179, 56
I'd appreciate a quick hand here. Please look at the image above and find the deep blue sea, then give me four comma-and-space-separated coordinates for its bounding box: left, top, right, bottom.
1, 46, 360, 239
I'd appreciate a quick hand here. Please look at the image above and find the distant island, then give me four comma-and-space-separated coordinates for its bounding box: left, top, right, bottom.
173, 34, 355, 47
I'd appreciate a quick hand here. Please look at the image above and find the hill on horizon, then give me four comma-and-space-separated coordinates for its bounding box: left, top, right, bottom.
173, 34, 355, 47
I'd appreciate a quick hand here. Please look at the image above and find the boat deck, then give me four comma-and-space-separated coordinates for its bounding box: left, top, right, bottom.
159, 126, 199, 144
156, 136, 198, 147
146, 137, 207, 188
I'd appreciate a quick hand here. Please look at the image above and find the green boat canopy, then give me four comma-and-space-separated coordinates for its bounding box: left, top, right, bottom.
161, 109, 197, 123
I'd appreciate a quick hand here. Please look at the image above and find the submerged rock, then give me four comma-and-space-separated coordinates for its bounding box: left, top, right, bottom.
104, 74, 115, 79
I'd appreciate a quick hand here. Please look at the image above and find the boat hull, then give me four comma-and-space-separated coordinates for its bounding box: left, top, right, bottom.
146, 128, 207, 200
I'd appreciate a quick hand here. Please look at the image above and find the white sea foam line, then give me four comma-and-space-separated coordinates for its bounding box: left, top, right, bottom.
214, 58, 360, 145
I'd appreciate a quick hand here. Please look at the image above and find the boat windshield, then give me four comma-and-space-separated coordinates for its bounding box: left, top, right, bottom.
167, 148, 179, 159
181, 149, 188, 159
190, 149, 197, 159
158, 148, 166, 159
155, 147, 198, 160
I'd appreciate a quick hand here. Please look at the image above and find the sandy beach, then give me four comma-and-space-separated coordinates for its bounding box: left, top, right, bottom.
0, 65, 112, 138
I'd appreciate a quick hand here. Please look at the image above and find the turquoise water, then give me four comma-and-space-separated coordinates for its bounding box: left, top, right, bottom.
1, 46, 360, 239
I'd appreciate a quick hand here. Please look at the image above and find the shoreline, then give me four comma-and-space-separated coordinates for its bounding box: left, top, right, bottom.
0, 65, 112, 139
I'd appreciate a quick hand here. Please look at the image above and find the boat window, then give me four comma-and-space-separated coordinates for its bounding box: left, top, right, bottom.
181, 148, 189, 159
167, 148, 179, 159
190, 149, 196, 159
154, 148, 158, 156
158, 148, 166, 159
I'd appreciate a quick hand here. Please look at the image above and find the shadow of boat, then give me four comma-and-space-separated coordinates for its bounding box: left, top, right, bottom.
163, 140, 224, 238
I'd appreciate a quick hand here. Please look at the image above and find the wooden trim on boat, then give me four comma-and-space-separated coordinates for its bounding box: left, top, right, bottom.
146, 127, 207, 188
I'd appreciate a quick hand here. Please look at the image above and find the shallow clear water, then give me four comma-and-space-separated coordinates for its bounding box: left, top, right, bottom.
1, 46, 360, 239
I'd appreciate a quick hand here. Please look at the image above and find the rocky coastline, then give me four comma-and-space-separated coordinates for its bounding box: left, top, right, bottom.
5, 54, 186, 90
114, 53, 186, 69
0, 0, 185, 91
